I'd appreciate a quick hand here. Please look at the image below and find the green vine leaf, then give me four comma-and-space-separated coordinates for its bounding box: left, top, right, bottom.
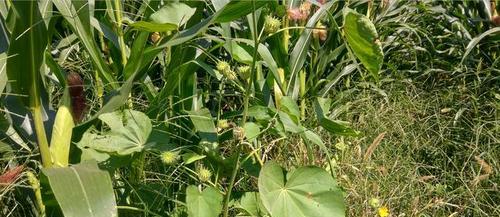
258, 162, 345, 217
343, 8, 384, 78
77, 110, 152, 160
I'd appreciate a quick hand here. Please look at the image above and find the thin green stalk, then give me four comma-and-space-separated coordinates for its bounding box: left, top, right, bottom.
222, 144, 242, 217
241, 1, 260, 125
114, 0, 128, 66
217, 80, 225, 121
222, 1, 260, 216
283, 5, 290, 53
299, 70, 306, 120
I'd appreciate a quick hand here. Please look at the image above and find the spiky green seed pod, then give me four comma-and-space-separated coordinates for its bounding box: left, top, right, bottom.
161, 151, 178, 165
225, 70, 237, 81
216, 60, 231, 73
198, 166, 212, 182
264, 15, 281, 34
216, 61, 237, 80
237, 65, 251, 80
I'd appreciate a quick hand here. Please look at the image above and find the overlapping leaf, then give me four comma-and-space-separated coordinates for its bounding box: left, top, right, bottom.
77, 110, 152, 157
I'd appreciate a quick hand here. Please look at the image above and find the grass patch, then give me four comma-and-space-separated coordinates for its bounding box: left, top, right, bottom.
332, 79, 499, 216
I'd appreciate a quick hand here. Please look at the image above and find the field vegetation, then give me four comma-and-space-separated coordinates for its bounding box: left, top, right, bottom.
0, 0, 499, 216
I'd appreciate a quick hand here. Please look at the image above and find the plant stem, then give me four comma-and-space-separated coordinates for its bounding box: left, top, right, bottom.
223, 1, 260, 216
32, 95, 51, 168
299, 70, 306, 120
241, 4, 260, 124
222, 144, 242, 217
114, 0, 128, 66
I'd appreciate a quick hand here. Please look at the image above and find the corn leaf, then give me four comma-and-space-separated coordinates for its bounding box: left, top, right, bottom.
41, 161, 117, 217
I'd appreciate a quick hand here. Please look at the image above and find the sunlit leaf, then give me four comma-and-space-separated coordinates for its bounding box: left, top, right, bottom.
243, 122, 260, 140
314, 98, 360, 136
150, 3, 196, 26
186, 185, 223, 217
343, 8, 384, 78
258, 162, 345, 217
77, 110, 152, 158
41, 161, 117, 217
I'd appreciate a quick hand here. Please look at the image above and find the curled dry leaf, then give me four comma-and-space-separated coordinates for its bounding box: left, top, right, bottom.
472, 174, 490, 186
364, 132, 386, 161
474, 155, 493, 174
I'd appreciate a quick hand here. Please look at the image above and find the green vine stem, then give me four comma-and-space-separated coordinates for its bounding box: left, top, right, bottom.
222, 0, 260, 216
114, 0, 128, 66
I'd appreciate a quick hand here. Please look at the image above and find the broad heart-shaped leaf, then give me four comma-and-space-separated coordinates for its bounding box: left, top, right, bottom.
343, 8, 384, 78
41, 161, 117, 217
244, 122, 261, 140
77, 110, 152, 157
186, 185, 223, 217
258, 162, 345, 217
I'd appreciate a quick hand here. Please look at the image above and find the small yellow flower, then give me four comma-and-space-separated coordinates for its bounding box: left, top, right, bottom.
217, 119, 230, 129
378, 206, 390, 217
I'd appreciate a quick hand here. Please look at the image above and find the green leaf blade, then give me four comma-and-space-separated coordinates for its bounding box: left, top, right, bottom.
41, 161, 118, 217
6, 1, 48, 106
343, 8, 384, 78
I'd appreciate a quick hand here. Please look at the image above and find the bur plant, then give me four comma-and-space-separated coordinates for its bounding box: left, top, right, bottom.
0, 0, 385, 216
